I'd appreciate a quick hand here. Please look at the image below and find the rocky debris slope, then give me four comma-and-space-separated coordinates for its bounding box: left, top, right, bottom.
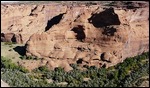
1, 2, 149, 71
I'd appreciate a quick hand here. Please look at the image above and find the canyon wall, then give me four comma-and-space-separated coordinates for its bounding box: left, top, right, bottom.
1, 2, 149, 70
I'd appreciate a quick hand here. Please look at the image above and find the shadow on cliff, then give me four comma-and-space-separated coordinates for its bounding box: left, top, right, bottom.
71, 25, 86, 42
13, 46, 26, 56
45, 13, 64, 31
88, 7, 120, 28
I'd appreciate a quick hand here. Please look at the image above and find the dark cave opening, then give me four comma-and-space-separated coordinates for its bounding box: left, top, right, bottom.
45, 13, 64, 31
71, 25, 86, 41
88, 7, 121, 28
100, 53, 111, 63
1, 33, 4, 37
11, 35, 17, 42
101, 53, 105, 61
102, 64, 106, 68
1, 33, 4, 42
76, 58, 83, 64
1, 33, 15, 42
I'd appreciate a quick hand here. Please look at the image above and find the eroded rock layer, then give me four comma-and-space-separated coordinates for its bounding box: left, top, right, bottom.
1, 2, 149, 71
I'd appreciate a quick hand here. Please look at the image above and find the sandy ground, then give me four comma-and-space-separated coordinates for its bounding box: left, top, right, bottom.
1, 42, 24, 63
139, 81, 149, 87
1, 80, 9, 87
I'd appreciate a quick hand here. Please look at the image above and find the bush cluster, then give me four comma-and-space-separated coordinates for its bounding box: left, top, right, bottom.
1, 52, 149, 87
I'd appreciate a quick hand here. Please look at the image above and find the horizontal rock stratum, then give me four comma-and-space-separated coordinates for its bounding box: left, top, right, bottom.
1, 2, 149, 71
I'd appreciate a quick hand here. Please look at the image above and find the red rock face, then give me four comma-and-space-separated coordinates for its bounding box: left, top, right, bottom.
1, 2, 149, 70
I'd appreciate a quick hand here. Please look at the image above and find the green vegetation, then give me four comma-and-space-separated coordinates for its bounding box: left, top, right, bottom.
1, 52, 149, 87
33, 66, 50, 73
20, 55, 40, 60
1, 56, 29, 73
4, 42, 16, 48
4, 42, 13, 45
4, 42, 16, 45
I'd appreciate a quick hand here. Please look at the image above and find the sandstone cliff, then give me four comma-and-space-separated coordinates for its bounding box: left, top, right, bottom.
1, 2, 149, 71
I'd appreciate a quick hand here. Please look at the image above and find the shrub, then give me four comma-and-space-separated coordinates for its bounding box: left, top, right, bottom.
70, 63, 78, 69
20, 55, 40, 60
20, 55, 26, 60
1, 52, 149, 87
38, 66, 50, 72
4, 42, 13, 45
1, 56, 29, 73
